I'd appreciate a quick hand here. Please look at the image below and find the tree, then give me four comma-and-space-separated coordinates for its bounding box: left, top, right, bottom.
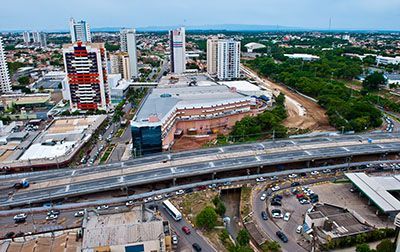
362, 72, 386, 91
375, 239, 395, 252
228, 245, 253, 252
261, 241, 281, 252
213, 196, 226, 217
237, 229, 250, 247
18, 76, 30, 85
356, 243, 371, 252
196, 206, 218, 230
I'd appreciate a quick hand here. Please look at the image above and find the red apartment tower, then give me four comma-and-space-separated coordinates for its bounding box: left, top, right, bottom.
62, 42, 110, 111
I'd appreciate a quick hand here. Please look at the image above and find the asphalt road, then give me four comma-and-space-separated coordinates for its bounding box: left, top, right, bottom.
156, 202, 216, 252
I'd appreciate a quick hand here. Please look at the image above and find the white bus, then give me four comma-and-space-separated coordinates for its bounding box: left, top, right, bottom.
162, 200, 182, 221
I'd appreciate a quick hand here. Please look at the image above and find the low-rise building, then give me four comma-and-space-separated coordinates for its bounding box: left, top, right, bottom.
284, 53, 320, 61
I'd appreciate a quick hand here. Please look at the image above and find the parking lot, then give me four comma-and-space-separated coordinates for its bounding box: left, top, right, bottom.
311, 182, 394, 228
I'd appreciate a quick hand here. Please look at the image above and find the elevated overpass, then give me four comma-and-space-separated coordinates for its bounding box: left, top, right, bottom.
1, 132, 399, 208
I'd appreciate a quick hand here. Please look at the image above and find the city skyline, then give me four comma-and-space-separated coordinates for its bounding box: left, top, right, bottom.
1, 0, 400, 31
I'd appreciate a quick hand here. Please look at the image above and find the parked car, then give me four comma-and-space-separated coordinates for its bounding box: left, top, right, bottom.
291, 182, 300, 187
271, 200, 282, 206
154, 195, 163, 201
310, 171, 319, 175
284, 212, 291, 221
172, 234, 178, 245
296, 225, 303, 234
175, 190, 185, 195
276, 231, 288, 243
261, 211, 268, 220
192, 243, 202, 252
13, 213, 27, 223
126, 200, 135, 206
182, 226, 191, 235
272, 211, 283, 219
46, 214, 58, 220
323, 169, 331, 174
288, 174, 297, 178
47, 210, 60, 216
299, 199, 310, 204
96, 205, 109, 210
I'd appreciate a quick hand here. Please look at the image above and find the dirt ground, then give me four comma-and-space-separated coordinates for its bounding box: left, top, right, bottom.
243, 66, 334, 131
172, 135, 217, 152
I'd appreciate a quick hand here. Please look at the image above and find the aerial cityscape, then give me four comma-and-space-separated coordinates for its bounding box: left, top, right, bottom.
0, 1, 400, 252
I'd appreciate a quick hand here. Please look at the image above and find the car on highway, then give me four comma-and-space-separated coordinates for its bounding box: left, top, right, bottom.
271, 185, 280, 192
182, 226, 191, 235
47, 209, 60, 216
46, 214, 58, 220
310, 171, 319, 175
322, 169, 331, 174
172, 234, 178, 245
276, 231, 288, 243
192, 243, 202, 252
256, 177, 266, 182
96, 205, 109, 210
13, 213, 27, 223
270, 176, 278, 181
261, 211, 268, 220
164, 193, 172, 198
208, 183, 217, 189
223, 181, 232, 186
154, 195, 163, 201
175, 189, 185, 195
144, 197, 153, 203
74, 210, 85, 217
126, 200, 136, 206
260, 193, 267, 201
284, 212, 291, 221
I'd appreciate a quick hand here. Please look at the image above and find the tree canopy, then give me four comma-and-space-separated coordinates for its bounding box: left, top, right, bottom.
362, 72, 386, 91
196, 206, 218, 230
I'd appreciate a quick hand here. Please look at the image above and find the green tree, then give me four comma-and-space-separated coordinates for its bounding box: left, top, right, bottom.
196, 206, 218, 230
18, 76, 30, 85
212, 196, 226, 216
376, 239, 395, 252
356, 243, 371, 252
362, 72, 386, 91
237, 229, 250, 247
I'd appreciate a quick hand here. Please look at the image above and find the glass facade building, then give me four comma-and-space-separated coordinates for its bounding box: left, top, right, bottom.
131, 125, 162, 156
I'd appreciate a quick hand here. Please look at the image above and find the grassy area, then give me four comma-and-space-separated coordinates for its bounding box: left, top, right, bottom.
100, 144, 115, 164
115, 127, 125, 138
240, 187, 252, 221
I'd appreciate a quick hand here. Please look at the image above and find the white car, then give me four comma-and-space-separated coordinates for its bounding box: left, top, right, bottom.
284, 212, 291, 221
126, 200, 135, 206
74, 211, 85, 217
310, 171, 319, 175
96, 205, 109, 210
306, 190, 315, 196
46, 214, 58, 220
296, 225, 303, 234
172, 234, 178, 245
272, 212, 283, 218
144, 197, 153, 203
13, 213, 27, 221
271, 185, 280, 192
322, 169, 331, 174
260, 193, 267, 201
154, 195, 163, 201
256, 177, 266, 182
288, 174, 297, 178
175, 190, 185, 195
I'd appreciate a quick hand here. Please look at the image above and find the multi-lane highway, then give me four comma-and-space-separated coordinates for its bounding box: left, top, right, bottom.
1, 132, 400, 208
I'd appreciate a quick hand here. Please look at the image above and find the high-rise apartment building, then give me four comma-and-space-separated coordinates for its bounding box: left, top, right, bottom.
62, 42, 110, 111
110, 52, 131, 80
120, 29, 138, 79
0, 37, 11, 94
69, 18, 91, 43
32, 32, 47, 48
207, 37, 241, 80
206, 36, 219, 76
169, 27, 186, 74
22, 31, 31, 45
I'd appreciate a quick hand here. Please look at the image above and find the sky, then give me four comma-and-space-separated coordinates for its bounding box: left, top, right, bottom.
1, 0, 400, 31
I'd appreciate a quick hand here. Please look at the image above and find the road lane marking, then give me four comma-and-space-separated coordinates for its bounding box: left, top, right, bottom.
255, 156, 261, 161
65, 185, 70, 192
71, 170, 76, 176
219, 148, 224, 153
119, 176, 124, 183
209, 162, 215, 168
305, 151, 312, 156
342, 147, 350, 152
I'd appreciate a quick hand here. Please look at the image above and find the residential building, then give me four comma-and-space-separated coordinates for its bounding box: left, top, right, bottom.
244, 42, 266, 53
169, 27, 186, 74
217, 39, 241, 80
69, 18, 91, 43
0, 37, 11, 94
109, 52, 131, 80
207, 37, 241, 80
120, 29, 138, 79
32, 32, 47, 48
207, 36, 219, 76
22, 31, 31, 45
62, 42, 111, 111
